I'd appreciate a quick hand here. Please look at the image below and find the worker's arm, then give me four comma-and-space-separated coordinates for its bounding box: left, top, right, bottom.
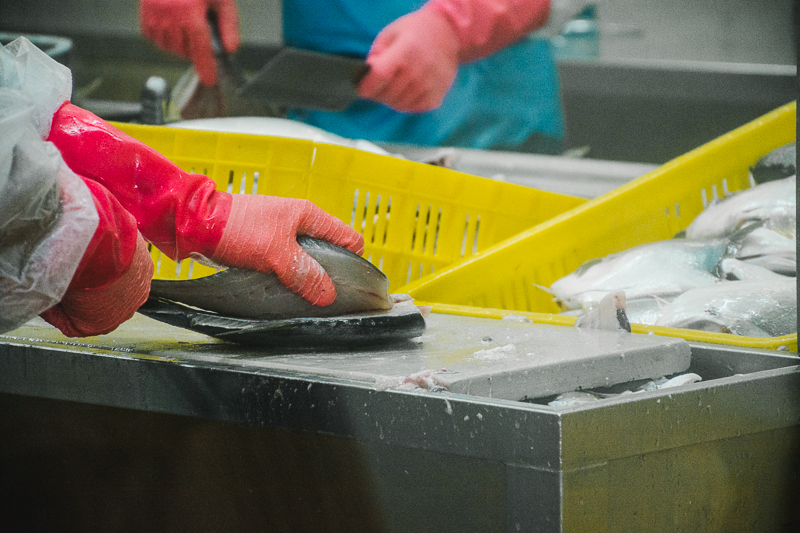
357, 0, 550, 112
139, 0, 240, 86
40, 179, 154, 337
48, 103, 364, 307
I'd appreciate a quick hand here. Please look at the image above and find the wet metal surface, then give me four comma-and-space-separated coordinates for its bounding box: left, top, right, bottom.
1, 313, 797, 531
1, 313, 689, 401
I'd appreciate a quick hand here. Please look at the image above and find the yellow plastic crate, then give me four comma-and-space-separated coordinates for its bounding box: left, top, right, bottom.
113, 122, 585, 290
400, 102, 797, 351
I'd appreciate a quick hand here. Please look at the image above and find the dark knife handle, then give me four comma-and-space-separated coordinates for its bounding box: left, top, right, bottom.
207, 10, 247, 88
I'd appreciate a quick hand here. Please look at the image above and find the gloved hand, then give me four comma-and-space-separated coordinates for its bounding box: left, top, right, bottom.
48, 103, 365, 307
358, 0, 551, 112
140, 0, 240, 86
357, 9, 461, 113
211, 194, 364, 306
40, 179, 154, 337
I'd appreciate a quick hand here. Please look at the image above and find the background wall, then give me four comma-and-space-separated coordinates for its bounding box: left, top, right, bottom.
1, 1, 795, 163
1, 0, 796, 65
595, 0, 796, 64
1, 0, 284, 45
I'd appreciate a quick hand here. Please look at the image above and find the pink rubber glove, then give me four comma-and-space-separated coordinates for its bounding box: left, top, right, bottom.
140, 0, 240, 86
48, 103, 365, 308
358, 0, 550, 112
211, 194, 365, 306
40, 179, 154, 337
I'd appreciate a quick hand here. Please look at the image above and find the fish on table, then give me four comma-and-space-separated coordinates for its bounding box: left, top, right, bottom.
148, 236, 393, 320
139, 236, 426, 345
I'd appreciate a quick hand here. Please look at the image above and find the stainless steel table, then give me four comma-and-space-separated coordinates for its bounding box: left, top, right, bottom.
1, 313, 797, 532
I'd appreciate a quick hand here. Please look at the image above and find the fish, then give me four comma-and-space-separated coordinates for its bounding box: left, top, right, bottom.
718, 257, 791, 282
735, 226, 796, 276
623, 295, 672, 326
137, 295, 427, 346
751, 142, 796, 184
148, 236, 393, 320
549, 236, 736, 310
574, 290, 631, 332
685, 175, 795, 240
737, 226, 795, 259
654, 278, 797, 337
547, 372, 703, 406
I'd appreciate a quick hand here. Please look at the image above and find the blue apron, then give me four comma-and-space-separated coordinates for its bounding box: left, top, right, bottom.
282, 0, 564, 151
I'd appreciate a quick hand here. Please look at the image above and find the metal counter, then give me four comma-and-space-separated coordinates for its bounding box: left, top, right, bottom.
1, 313, 798, 532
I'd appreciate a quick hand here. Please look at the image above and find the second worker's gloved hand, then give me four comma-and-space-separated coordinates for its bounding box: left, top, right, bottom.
209, 194, 365, 307
140, 0, 240, 86
40, 179, 154, 337
357, 7, 461, 113
358, 0, 552, 112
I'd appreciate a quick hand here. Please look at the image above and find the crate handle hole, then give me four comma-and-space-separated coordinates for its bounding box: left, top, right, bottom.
460, 214, 470, 258
370, 194, 382, 244
382, 197, 392, 245
226, 169, 235, 193
421, 205, 432, 253
472, 215, 481, 255
432, 207, 442, 256
361, 191, 372, 233
350, 189, 360, 228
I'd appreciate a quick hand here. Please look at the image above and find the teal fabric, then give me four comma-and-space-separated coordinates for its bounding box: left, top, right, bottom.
283, 0, 564, 151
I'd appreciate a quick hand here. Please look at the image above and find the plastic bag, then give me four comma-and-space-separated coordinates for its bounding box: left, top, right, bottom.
0, 38, 98, 333
0, 36, 71, 136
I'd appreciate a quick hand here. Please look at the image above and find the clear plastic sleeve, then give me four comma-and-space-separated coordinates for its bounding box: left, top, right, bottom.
0, 38, 98, 333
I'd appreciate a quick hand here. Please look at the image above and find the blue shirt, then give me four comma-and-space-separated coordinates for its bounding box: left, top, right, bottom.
283, 0, 564, 150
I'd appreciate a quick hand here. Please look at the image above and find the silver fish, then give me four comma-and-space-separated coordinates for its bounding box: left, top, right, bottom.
549, 237, 734, 310
720, 258, 793, 283
623, 295, 672, 326
654, 279, 797, 337
685, 176, 795, 240
735, 226, 796, 276
149, 236, 393, 319
751, 142, 796, 184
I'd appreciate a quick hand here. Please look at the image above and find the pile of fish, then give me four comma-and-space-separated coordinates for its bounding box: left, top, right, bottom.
551, 143, 797, 338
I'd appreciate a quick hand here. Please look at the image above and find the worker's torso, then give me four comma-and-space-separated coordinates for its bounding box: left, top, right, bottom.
282, 0, 564, 151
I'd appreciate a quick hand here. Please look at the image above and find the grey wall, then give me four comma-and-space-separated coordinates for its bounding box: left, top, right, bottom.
1, 0, 796, 64
1, 0, 284, 44
595, 0, 796, 64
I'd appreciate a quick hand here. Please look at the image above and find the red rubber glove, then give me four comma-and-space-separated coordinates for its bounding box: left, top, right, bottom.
358, 0, 551, 112
48, 103, 364, 307
40, 179, 154, 337
140, 0, 240, 87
